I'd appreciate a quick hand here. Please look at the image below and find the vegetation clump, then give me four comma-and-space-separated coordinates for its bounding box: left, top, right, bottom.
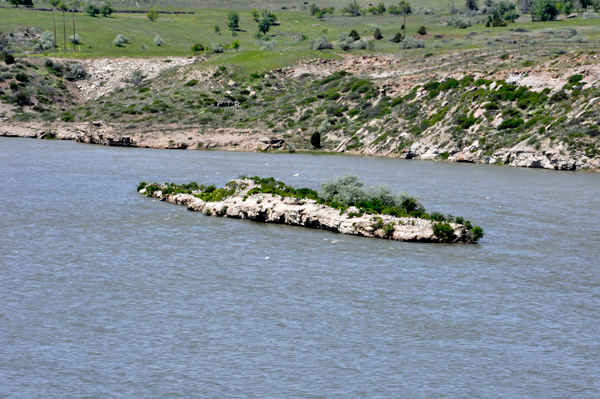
138, 175, 484, 243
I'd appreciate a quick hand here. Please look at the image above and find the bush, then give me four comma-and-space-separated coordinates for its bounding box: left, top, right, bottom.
391, 32, 403, 43
33, 31, 55, 51
433, 222, 455, 243
549, 90, 568, 103
448, 16, 473, 28
2, 52, 15, 65
113, 34, 127, 47
382, 222, 395, 237
498, 118, 524, 129
582, 6, 599, 19
319, 174, 365, 204
209, 43, 224, 53
15, 72, 28, 82
394, 191, 425, 212
467, 226, 484, 242
342, 2, 362, 16
154, 35, 164, 46
318, 118, 331, 133
311, 132, 321, 148
69, 33, 81, 45
568, 74, 583, 84
64, 63, 87, 80
128, 70, 145, 85
432, 40, 442, 48
492, 18, 507, 27
353, 39, 367, 50
338, 32, 354, 50
349, 29, 360, 41
399, 36, 425, 49
191, 43, 204, 53
256, 38, 277, 51
417, 26, 427, 35
147, 9, 159, 21
310, 37, 333, 50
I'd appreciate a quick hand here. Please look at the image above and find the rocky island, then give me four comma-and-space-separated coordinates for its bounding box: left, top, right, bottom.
138, 175, 484, 244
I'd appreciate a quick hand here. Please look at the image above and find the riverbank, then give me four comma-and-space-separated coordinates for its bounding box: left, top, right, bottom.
2, 50, 599, 172
2, 121, 598, 172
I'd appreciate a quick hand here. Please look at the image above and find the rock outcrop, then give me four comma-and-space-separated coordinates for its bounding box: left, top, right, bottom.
140, 181, 471, 244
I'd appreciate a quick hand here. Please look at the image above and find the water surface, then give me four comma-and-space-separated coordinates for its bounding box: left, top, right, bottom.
1, 138, 599, 398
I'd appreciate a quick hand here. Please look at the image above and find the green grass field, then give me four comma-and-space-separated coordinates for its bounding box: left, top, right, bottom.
1, 2, 599, 69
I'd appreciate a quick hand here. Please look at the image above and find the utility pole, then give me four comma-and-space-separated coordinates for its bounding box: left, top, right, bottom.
53, 9, 57, 48
403, 5, 407, 40
63, 10, 67, 51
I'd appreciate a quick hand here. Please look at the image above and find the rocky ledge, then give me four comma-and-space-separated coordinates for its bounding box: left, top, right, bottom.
139, 179, 482, 244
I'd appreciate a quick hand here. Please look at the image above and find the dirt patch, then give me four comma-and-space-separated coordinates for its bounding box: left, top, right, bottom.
77, 56, 201, 100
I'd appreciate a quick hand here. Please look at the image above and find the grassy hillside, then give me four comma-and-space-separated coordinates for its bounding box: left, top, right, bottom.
1, 4, 599, 63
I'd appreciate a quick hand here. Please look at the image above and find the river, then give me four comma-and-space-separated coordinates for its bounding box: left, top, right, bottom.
1, 137, 599, 398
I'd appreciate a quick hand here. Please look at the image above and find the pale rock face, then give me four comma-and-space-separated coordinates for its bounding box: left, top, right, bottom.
492, 114, 504, 128
143, 180, 468, 243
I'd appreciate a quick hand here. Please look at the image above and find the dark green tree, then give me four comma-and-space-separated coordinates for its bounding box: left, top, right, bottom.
101, 2, 113, 17
349, 29, 360, 40
466, 0, 479, 10
530, 0, 560, 20
86, 3, 100, 16
311, 132, 321, 149
227, 12, 239, 33
373, 27, 383, 39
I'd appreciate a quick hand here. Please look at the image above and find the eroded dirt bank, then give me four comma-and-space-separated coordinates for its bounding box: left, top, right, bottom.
2, 120, 597, 172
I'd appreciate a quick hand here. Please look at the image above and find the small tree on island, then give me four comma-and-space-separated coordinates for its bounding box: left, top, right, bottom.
147, 9, 159, 22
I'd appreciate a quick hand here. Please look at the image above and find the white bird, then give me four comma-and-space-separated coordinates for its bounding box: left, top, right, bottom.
265, 163, 269, 165
293, 173, 299, 177
265, 256, 270, 260
486, 197, 489, 199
